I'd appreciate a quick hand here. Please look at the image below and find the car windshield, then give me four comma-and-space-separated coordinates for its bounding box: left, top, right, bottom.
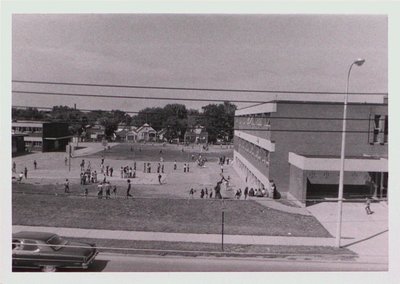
46, 235, 68, 251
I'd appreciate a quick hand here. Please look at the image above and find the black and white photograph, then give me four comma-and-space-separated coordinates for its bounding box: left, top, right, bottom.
1, 1, 399, 283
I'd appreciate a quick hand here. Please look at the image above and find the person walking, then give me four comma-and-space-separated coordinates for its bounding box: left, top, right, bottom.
365, 197, 374, 215
33, 160, 37, 170
24, 167, 28, 179
126, 179, 132, 198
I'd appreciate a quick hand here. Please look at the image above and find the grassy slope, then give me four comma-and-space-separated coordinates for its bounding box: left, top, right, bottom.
13, 193, 331, 237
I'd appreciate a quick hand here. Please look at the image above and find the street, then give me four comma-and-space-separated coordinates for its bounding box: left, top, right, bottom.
82, 252, 387, 272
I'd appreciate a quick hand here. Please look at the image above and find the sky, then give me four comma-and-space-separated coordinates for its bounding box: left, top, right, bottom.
12, 14, 388, 113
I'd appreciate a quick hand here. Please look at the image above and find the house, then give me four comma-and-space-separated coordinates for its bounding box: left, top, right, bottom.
85, 124, 105, 142
157, 128, 168, 142
136, 123, 157, 142
184, 126, 208, 144
12, 120, 72, 152
233, 94, 388, 206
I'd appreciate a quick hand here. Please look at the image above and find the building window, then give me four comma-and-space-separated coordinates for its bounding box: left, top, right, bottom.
371, 114, 387, 144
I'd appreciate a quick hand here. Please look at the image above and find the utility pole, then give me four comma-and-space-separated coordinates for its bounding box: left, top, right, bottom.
68, 144, 72, 172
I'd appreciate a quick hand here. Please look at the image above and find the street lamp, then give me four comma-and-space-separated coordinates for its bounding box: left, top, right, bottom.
335, 58, 365, 248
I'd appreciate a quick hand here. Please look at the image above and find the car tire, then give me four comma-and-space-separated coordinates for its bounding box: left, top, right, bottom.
41, 265, 57, 272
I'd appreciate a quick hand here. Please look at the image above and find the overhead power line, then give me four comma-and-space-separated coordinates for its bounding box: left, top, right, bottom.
12, 79, 388, 96
12, 90, 388, 106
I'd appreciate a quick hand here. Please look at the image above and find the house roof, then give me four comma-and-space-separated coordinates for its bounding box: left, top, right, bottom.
136, 123, 156, 133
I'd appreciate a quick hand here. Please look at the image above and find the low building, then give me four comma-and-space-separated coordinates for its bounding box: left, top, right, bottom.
233, 94, 388, 206
12, 120, 72, 152
184, 126, 208, 144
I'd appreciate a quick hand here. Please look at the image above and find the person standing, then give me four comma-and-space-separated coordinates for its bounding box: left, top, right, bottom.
64, 179, 70, 193
161, 164, 164, 173
189, 188, 194, 199
174, 160, 177, 170
110, 166, 113, 177
183, 163, 187, 173
133, 161, 136, 171
105, 182, 111, 199
18, 172, 23, 183
112, 185, 117, 198
126, 179, 132, 198
187, 164, 190, 173
205, 188, 208, 198
200, 189, 205, 198
158, 174, 162, 185
144, 162, 147, 173
33, 160, 37, 170
64, 157, 68, 166
24, 167, 28, 179
244, 187, 249, 200
106, 165, 109, 176
97, 182, 103, 199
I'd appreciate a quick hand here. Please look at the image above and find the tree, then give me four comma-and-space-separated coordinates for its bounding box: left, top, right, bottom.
200, 101, 237, 143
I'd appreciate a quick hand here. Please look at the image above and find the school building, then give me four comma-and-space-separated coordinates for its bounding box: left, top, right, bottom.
12, 120, 72, 152
233, 94, 388, 206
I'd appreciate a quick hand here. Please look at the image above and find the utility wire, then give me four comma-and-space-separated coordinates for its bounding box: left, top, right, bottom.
12, 90, 388, 106
12, 79, 388, 96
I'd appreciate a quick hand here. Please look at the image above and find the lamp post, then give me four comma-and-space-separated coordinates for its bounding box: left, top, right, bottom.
335, 58, 365, 248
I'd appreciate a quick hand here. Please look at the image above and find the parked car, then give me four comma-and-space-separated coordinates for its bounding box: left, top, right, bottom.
12, 231, 98, 272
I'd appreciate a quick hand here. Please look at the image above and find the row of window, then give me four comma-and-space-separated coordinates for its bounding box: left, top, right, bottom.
237, 137, 270, 167
235, 113, 271, 128
12, 126, 42, 133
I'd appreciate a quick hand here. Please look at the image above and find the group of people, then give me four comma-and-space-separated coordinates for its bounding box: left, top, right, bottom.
218, 156, 230, 166
189, 187, 213, 199
96, 181, 118, 199
121, 165, 136, 178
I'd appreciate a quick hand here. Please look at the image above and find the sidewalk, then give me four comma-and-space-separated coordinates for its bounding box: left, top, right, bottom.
12, 225, 333, 247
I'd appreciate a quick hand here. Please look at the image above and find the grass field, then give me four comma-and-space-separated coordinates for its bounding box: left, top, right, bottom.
12, 192, 331, 237
85, 143, 233, 162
